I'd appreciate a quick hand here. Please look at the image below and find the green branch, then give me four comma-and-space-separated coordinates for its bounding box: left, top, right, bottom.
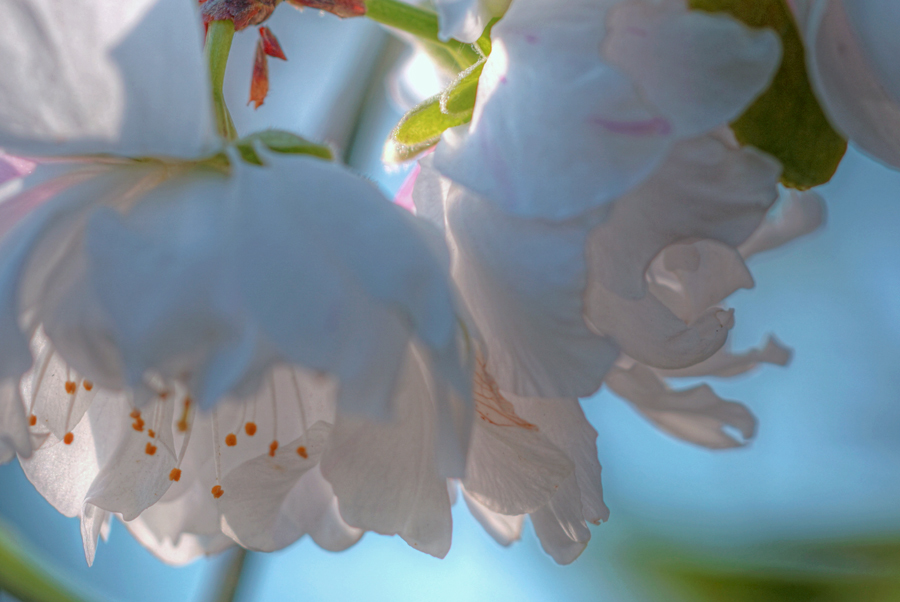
364, 0, 482, 67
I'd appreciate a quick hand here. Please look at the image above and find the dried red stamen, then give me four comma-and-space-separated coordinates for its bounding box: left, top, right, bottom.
259, 26, 286, 60
201, 0, 279, 31
249, 38, 269, 109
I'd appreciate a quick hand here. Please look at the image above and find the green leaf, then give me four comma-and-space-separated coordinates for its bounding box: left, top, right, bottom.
688, 0, 847, 189
235, 130, 333, 166
385, 61, 485, 163
0, 521, 94, 602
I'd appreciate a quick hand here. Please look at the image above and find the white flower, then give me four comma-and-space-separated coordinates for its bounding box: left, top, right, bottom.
432, 0, 511, 43
412, 132, 825, 560
433, 0, 782, 219
790, 0, 900, 169
0, 0, 471, 564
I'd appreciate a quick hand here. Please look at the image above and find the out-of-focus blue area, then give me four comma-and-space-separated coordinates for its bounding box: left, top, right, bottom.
3, 7, 900, 602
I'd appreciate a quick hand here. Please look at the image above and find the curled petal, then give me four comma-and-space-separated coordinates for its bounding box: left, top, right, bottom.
606, 363, 756, 449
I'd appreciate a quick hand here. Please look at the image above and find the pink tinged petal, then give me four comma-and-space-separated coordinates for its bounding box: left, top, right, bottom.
463, 363, 574, 515
0, 0, 215, 158
510, 397, 608, 526
606, 363, 757, 449
433, 0, 677, 220
802, 0, 900, 168
428, 165, 618, 398
647, 240, 754, 325
393, 163, 421, 214
0, 153, 35, 187
321, 347, 454, 558
739, 190, 826, 258
586, 134, 781, 301
586, 277, 735, 371
656, 335, 792, 379
529, 478, 591, 565
84, 397, 177, 520
219, 423, 331, 552
603, 0, 781, 138
462, 488, 524, 546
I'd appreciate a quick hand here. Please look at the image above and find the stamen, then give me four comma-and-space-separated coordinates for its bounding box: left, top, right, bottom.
290, 370, 309, 439
296, 446, 307, 459
244, 422, 257, 436
145, 442, 157, 456
83, 381, 93, 391
169, 468, 182, 482
225, 433, 237, 447
131, 409, 145, 432
148, 429, 156, 439
269, 440, 278, 457
62, 376, 81, 435
177, 397, 192, 432
63, 432, 74, 445
64, 381, 76, 394
211, 410, 223, 497
171, 397, 195, 482
28, 415, 36, 427
268, 372, 279, 453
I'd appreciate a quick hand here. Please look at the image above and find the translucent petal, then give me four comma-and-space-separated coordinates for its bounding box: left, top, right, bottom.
462, 488, 523, 546
0, 0, 215, 158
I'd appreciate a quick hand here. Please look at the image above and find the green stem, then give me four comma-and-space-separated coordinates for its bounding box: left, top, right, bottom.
211, 548, 250, 602
364, 0, 482, 67
205, 20, 238, 141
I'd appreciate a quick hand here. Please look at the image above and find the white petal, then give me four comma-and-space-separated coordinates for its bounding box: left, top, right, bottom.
801, 0, 900, 167
433, 0, 510, 43
529, 478, 591, 565
462, 488, 523, 546
586, 278, 734, 370
647, 240, 754, 325
739, 190, 827, 258
321, 346, 453, 558
656, 336, 792, 379
606, 363, 756, 449
510, 397, 609, 525
80, 503, 109, 567
279, 466, 363, 553
424, 165, 618, 398
84, 397, 177, 520
434, 0, 778, 220
219, 423, 331, 552
603, 0, 781, 138
586, 134, 781, 301
0, 0, 214, 158
125, 516, 234, 566
0, 380, 30, 461
463, 364, 574, 515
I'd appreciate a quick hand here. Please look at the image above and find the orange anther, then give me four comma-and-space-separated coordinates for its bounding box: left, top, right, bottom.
296, 446, 308, 459
63, 432, 74, 445
159, 391, 169, 400
225, 433, 237, 447
211, 485, 224, 499
28, 414, 36, 427
268, 440, 278, 457
244, 422, 257, 436
132, 418, 145, 432
145, 442, 157, 456
169, 468, 182, 482
64, 381, 76, 394
83, 381, 93, 391
130, 410, 141, 419
177, 419, 188, 432
148, 429, 156, 439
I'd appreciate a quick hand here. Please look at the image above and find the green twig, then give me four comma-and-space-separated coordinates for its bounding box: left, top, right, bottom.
205, 20, 238, 141
210, 548, 250, 602
364, 0, 482, 67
